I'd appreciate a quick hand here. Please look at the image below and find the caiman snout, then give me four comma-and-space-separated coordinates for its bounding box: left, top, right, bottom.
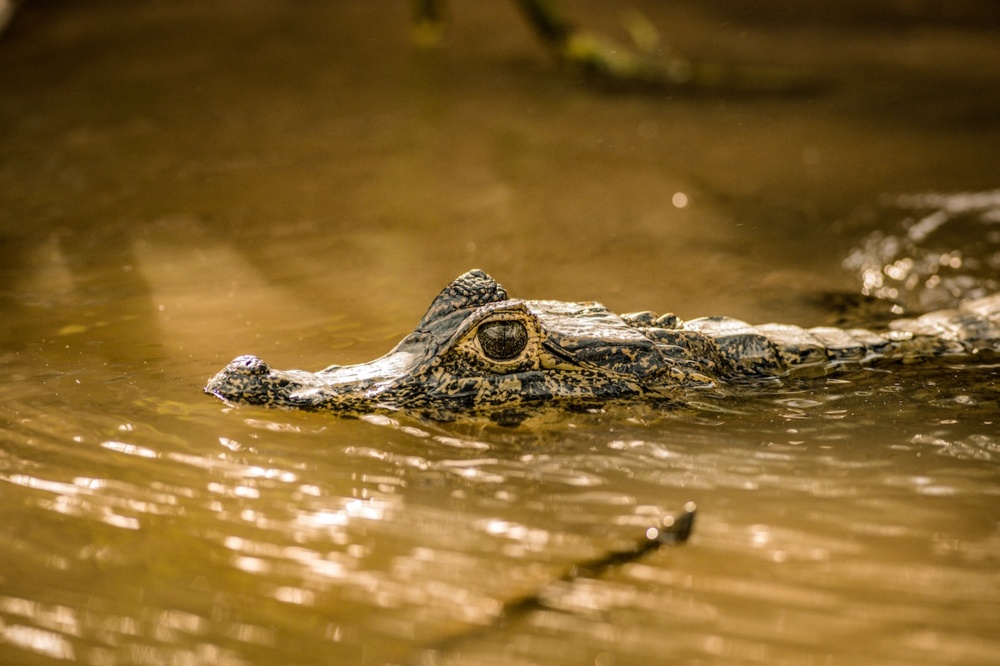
205, 355, 276, 405
204, 352, 416, 412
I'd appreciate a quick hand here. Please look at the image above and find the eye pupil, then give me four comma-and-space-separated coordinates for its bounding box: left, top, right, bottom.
477, 320, 528, 361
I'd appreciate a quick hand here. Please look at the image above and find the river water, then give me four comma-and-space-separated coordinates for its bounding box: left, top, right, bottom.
1, 2, 999, 664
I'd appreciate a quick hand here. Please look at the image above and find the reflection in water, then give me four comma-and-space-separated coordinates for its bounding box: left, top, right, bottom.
0, 598, 78, 660
3, 356, 998, 663
2, 1, 1000, 663
844, 190, 1000, 310
2, 234, 999, 663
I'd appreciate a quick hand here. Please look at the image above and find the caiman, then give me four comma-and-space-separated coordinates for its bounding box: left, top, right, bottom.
206, 269, 1000, 422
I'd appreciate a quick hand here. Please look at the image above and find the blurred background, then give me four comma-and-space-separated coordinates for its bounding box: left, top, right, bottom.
3, 0, 999, 352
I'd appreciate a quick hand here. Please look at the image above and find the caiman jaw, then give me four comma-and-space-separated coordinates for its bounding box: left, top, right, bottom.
204, 353, 417, 412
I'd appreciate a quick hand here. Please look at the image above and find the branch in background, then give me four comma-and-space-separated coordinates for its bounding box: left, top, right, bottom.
0, 0, 23, 36
411, 0, 447, 48
512, 0, 822, 92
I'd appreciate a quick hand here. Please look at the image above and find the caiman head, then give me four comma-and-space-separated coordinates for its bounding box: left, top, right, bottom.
205, 270, 710, 422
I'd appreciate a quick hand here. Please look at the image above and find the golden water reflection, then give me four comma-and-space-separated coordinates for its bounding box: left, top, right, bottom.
2, 363, 999, 663
2, 1, 1000, 663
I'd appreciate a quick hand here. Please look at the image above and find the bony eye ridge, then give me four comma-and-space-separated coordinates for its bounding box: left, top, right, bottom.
476, 320, 528, 361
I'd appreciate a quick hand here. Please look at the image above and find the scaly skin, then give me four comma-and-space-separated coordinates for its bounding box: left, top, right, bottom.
205, 270, 1000, 422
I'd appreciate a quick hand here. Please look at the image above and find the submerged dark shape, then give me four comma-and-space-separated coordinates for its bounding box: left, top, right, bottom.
206, 269, 1000, 422
413, 502, 697, 659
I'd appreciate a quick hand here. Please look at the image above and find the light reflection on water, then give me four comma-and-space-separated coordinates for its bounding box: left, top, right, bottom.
844, 190, 1000, 311
1, 356, 998, 664
2, 2, 1000, 663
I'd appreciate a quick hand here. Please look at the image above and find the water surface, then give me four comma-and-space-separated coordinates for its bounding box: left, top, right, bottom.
1, 2, 999, 664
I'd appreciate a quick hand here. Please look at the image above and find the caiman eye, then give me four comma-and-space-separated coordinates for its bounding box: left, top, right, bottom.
477, 320, 528, 361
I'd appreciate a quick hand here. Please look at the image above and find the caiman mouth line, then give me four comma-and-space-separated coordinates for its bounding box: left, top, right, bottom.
206, 269, 1000, 423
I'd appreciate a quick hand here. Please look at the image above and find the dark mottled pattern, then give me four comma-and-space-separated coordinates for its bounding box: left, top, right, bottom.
205, 270, 1000, 422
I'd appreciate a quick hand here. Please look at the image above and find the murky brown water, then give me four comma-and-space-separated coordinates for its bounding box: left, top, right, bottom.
2, 2, 999, 664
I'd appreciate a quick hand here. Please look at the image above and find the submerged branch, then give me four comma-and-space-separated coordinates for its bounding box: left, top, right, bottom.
402, 503, 696, 664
